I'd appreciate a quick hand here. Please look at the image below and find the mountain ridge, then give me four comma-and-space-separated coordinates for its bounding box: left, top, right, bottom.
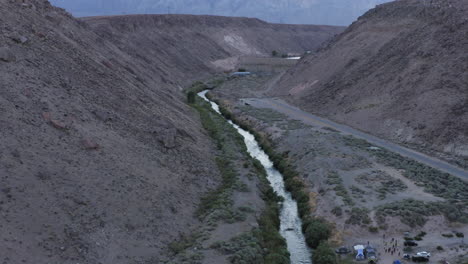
50, 0, 393, 26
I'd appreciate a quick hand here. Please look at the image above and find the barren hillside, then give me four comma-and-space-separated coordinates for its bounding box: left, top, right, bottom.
0, 0, 340, 263
269, 0, 468, 164
83, 14, 343, 79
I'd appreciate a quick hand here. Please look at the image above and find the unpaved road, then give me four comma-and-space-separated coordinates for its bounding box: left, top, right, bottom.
242, 98, 468, 181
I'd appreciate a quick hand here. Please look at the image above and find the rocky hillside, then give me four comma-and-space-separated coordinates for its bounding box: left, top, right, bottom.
50, 0, 392, 25
83, 14, 343, 78
269, 0, 468, 163
0, 0, 340, 263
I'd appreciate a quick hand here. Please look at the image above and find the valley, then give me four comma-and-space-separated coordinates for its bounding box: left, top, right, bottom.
1, 0, 467, 264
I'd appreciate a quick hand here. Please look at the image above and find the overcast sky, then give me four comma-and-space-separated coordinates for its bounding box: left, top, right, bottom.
50, 0, 393, 26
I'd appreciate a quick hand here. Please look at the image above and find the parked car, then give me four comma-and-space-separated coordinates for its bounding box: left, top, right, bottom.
416, 251, 431, 258
404, 240, 418, 246
335, 246, 351, 254
412, 256, 429, 262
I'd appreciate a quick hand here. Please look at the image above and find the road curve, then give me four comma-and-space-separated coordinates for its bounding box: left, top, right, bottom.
242, 97, 468, 181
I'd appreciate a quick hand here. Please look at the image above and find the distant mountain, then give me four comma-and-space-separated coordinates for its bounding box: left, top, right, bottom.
49, 0, 392, 25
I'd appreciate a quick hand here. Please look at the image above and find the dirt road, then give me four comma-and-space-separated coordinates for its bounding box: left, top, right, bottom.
241, 98, 468, 181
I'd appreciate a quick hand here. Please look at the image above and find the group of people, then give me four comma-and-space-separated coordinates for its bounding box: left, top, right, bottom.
383, 235, 401, 257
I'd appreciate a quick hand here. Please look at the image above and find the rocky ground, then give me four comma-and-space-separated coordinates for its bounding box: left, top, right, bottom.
210, 74, 468, 264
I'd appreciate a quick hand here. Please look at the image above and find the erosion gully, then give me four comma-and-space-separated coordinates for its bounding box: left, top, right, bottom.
198, 90, 312, 264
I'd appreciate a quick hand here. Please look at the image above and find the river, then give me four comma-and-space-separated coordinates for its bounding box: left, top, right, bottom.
198, 90, 312, 264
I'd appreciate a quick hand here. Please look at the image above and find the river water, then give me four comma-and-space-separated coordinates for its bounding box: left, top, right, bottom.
198, 90, 312, 264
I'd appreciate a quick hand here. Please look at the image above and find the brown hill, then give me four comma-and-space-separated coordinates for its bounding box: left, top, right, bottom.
0, 0, 341, 263
269, 0, 468, 163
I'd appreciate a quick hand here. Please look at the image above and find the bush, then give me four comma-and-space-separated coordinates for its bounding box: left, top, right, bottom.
437, 246, 444, 251
417, 231, 427, 237
346, 208, 371, 226
456, 232, 464, 238
369, 226, 379, 233
331, 206, 343, 217
303, 218, 332, 249
237, 68, 247, 72
212, 232, 264, 263
169, 233, 200, 255
326, 171, 354, 206
272, 50, 278, 57
188, 81, 209, 93
442, 233, 454, 238
187, 91, 196, 104
313, 242, 336, 264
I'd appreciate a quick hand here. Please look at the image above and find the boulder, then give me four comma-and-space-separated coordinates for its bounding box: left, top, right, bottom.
82, 139, 100, 150
0, 47, 16, 62
159, 128, 178, 149
12, 36, 28, 44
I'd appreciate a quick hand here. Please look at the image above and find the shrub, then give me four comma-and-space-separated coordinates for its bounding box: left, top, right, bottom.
272, 50, 278, 57
326, 171, 354, 206
212, 232, 264, 263
369, 226, 379, 233
455, 232, 464, 238
237, 68, 247, 72
169, 233, 200, 255
417, 231, 427, 237
346, 208, 371, 226
437, 246, 444, 251
303, 218, 332, 249
331, 206, 343, 217
187, 91, 196, 104
442, 233, 454, 238
189, 81, 209, 93
313, 242, 337, 264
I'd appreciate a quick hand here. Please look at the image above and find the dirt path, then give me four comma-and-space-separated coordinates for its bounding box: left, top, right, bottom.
241, 98, 468, 181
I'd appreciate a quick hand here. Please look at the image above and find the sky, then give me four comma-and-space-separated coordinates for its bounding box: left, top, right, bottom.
49, 0, 393, 26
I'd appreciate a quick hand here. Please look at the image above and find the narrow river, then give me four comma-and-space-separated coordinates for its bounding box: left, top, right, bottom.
198, 90, 312, 264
